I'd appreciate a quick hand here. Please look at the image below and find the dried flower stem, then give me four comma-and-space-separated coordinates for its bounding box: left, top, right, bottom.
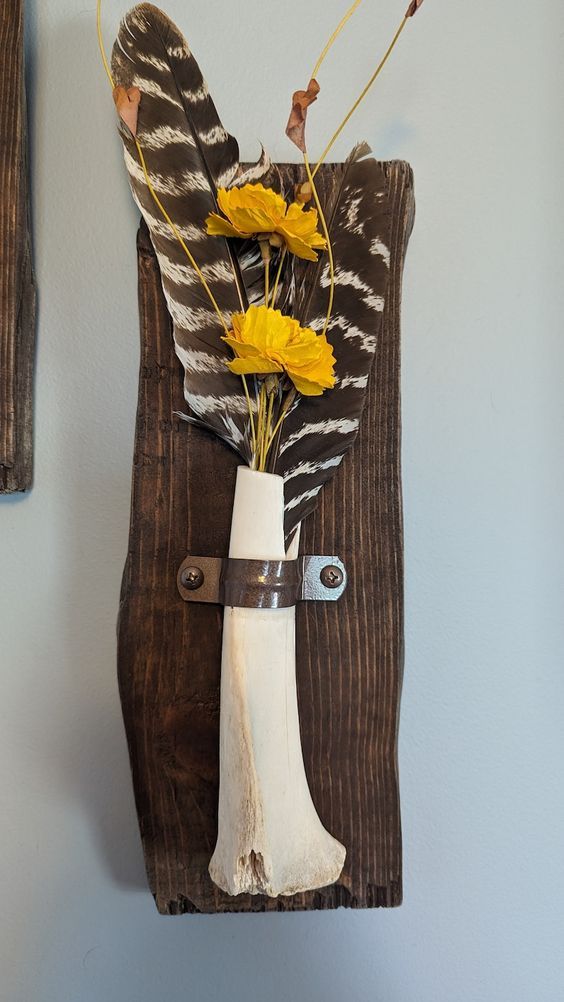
242, 375, 257, 455
263, 389, 276, 470
254, 380, 275, 472
259, 239, 272, 309
312, 15, 409, 178
250, 377, 297, 473
270, 248, 287, 308
97, 0, 114, 88
311, 0, 364, 81
265, 387, 297, 457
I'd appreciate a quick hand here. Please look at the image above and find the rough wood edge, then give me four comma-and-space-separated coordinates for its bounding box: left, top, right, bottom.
0, 0, 37, 494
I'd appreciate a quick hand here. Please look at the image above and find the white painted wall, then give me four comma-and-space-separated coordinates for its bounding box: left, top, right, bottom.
2, 1, 563, 999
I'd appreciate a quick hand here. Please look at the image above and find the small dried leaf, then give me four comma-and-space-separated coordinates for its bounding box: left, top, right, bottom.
285, 78, 320, 153
113, 85, 141, 136
405, 0, 424, 16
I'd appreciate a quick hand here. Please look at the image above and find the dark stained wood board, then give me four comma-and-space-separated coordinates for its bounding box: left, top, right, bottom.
117, 160, 415, 913
0, 0, 36, 493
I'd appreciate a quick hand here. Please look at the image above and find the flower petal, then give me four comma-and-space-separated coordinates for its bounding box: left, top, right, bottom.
279, 234, 320, 261
205, 213, 244, 238
222, 336, 263, 358
228, 356, 283, 376
288, 375, 325, 395
216, 184, 286, 236
277, 203, 327, 260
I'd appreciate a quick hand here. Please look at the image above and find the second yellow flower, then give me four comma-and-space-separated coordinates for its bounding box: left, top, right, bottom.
224, 305, 336, 396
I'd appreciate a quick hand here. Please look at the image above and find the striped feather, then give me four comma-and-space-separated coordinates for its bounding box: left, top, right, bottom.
112, 8, 396, 541
111, 3, 270, 457
276, 146, 394, 537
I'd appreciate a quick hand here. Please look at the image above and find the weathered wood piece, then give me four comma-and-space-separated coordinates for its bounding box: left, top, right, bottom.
118, 160, 414, 913
0, 0, 36, 493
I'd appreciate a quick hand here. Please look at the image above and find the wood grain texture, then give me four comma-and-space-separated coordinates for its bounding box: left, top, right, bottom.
0, 0, 36, 493
117, 160, 414, 913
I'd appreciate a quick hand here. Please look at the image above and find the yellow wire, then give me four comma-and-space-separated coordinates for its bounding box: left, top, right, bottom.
311, 0, 364, 81
96, 0, 114, 88
312, 16, 408, 178
304, 153, 334, 339
303, 5, 409, 339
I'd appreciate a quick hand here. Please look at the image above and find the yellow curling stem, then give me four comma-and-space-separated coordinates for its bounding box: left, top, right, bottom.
312, 15, 409, 179
96, 0, 114, 87
311, 0, 364, 81
302, 2, 370, 342
304, 8, 413, 334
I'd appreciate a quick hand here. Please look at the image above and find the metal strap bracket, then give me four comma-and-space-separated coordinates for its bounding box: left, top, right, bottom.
177, 554, 348, 609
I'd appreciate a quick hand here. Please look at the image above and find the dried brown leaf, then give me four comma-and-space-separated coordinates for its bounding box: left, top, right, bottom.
405, 0, 424, 16
285, 78, 320, 153
113, 85, 141, 137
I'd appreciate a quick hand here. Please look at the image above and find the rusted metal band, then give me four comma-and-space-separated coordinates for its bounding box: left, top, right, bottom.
177, 555, 347, 608
221, 558, 302, 609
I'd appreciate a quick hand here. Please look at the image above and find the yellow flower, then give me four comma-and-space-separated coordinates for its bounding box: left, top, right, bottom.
224, 305, 336, 396
206, 183, 327, 262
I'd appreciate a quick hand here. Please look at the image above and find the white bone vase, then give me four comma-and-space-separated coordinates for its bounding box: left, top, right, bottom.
208, 466, 346, 897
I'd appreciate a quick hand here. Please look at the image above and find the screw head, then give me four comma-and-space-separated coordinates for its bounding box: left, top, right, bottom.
320, 564, 343, 589
181, 565, 204, 590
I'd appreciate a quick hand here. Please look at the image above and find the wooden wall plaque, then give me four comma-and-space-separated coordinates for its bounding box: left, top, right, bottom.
117, 160, 414, 914
0, 0, 36, 493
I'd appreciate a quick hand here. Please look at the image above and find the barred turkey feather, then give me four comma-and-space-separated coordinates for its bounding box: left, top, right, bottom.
276, 146, 394, 536
111, 3, 271, 458
112, 6, 396, 539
